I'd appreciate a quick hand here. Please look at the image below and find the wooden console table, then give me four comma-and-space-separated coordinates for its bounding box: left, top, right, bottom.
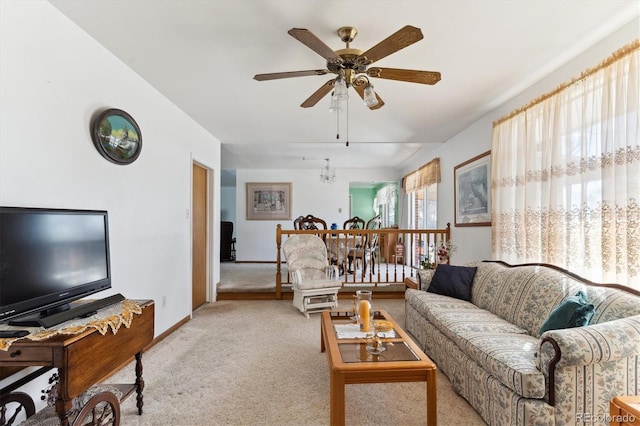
0, 300, 154, 425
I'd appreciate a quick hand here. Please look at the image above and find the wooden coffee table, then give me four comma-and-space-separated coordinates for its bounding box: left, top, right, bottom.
320, 309, 437, 425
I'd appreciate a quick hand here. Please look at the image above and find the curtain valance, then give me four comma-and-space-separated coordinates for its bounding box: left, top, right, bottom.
402, 158, 440, 194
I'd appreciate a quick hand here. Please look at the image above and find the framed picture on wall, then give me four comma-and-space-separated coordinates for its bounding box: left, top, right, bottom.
454, 150, 491, 227
246, 182, 292, 220
91, 108, 142, 165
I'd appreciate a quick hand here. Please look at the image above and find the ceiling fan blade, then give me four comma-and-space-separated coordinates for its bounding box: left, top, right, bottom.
359, 25, 423, 64
301, 80, 335, 108
367, 67, 441, 85
288, 28, 341, 61
353, 85, 385, 110
254, 69, 330, 81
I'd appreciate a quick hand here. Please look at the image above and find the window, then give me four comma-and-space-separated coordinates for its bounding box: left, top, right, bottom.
406, 183, 438, 267
375, 183, 398, 228
492, 41, 639, 289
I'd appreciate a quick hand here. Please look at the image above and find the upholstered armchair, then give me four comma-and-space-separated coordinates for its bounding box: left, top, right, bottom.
282, 234, 341, 318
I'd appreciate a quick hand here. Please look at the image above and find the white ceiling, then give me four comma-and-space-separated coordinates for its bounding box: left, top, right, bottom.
49, 0, 638, 173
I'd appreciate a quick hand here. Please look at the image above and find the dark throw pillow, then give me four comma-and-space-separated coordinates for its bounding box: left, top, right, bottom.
539, 291, 595, 334
427, 264, 477, 302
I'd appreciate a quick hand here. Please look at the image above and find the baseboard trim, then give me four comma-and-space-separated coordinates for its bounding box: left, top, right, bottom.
145, 314, 191, 352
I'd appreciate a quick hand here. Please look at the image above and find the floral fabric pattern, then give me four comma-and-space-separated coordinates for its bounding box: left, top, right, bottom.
407, 289, 544, 398
405, 261, 640, 425
416, 268, 435, 291
282, 234, 339, 290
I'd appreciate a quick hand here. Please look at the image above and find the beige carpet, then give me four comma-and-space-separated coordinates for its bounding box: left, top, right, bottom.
107, 299, 486, 425
218, 262, 283, 291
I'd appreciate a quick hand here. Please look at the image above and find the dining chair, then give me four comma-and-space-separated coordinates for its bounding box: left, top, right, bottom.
293, 213, 326, 232
347, 214, 381, 274
343, 216, 365, 230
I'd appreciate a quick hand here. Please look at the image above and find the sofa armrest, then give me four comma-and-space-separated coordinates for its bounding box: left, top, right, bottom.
416, 269, 435, 291
541, 315, 640, 367
539, 314, 640, 406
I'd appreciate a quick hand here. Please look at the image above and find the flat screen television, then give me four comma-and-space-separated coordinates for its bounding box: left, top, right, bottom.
0, 206, 112, 326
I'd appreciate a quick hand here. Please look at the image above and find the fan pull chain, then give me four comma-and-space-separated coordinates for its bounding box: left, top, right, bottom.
346, 95, 349, 147
336, 101, 340, 140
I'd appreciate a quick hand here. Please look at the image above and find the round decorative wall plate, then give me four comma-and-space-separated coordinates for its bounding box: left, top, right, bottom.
91, 108, 142, 165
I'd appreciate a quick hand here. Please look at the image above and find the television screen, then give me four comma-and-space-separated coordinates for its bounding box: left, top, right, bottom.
0, 207, 112, 323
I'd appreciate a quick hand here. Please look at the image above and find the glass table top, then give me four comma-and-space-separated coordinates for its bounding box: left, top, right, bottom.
338, 340, 420, 363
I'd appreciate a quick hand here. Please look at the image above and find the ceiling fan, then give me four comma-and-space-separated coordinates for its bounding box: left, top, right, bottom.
253, 25, 441, 110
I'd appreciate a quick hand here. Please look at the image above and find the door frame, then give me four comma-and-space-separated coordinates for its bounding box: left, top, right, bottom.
192, 159, 214, 306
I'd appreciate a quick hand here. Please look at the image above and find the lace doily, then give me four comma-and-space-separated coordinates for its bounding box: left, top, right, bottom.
0, 299, 143, 351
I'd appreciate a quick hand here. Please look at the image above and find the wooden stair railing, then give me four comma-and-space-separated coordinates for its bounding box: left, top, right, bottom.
276, 224, 451, 300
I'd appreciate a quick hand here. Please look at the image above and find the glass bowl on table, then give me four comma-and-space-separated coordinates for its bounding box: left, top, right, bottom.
365, 319, 394, 355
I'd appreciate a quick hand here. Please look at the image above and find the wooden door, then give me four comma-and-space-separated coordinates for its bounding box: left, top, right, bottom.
192, 163, 207, 310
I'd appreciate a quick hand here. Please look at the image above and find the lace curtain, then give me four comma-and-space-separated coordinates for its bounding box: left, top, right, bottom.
491, 40, 639, 289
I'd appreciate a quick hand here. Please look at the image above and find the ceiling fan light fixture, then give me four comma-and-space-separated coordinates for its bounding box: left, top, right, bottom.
334, 76, 349, 100
363, 83, 378, 107
329, 92, 342, 112
255, 25, 440, 112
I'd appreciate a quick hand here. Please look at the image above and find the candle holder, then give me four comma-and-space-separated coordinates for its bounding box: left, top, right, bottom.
365, 332, 385, 355
355, 290, 373, 332
364, 319, 393, 355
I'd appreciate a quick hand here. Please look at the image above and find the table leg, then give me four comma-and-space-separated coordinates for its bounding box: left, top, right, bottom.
135, 351, 145, 415
55, 369, 74, 426
426, 369, 437, 426
330, 371, 345, 426
55, 396, 74, 426
321, 321, 326, 353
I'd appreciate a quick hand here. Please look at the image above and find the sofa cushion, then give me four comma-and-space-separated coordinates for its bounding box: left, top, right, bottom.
427, 264, 477, 301
460, 331, 544, 399
427, 308, 544, 398
471, 262, 593, 337
539, 291, 595, 334
405, 289, 545, 398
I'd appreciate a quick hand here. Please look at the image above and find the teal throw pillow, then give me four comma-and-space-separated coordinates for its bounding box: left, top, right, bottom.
539, 291, 595, 334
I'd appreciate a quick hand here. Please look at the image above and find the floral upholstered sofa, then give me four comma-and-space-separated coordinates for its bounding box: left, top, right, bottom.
405, 260, 640, 426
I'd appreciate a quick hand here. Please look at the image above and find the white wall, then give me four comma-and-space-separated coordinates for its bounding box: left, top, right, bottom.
0, 0, 221, 338
220, 185, 237, 225
236, 168, 400, 261
402, 16, 640, 266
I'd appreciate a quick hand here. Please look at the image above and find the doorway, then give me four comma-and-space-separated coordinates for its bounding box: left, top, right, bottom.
192, 162, 209, 310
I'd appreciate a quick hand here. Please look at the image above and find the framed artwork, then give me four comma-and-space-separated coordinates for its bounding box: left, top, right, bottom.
454, 150, 491, 227
246, 182, 292, 220
91, 108, 142, 165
